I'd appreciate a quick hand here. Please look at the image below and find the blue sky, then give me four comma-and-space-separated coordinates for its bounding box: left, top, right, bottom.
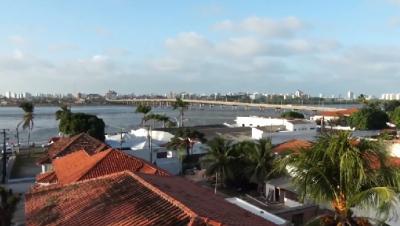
1, 0, 400, 96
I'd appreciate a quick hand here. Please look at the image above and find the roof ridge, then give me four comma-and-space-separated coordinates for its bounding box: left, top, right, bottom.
75, 149, 113, 182
55, 133, 85, 156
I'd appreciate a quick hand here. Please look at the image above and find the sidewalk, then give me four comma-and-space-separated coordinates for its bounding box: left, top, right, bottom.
3, 177, 35, 226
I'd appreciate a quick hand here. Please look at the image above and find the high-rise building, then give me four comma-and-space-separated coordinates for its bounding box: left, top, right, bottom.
347, 91, 354, 100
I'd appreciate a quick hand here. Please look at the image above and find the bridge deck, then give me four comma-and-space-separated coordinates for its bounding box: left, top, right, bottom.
107, 99, 344, 112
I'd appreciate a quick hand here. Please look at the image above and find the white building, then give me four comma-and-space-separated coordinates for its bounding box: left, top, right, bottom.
105, 128, 181, 175
347, 91, 354, 100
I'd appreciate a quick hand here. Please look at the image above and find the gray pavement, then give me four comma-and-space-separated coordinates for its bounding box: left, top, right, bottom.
2, 178, 35, 226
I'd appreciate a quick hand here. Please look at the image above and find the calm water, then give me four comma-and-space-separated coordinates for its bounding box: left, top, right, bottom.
0, 104, 358, 144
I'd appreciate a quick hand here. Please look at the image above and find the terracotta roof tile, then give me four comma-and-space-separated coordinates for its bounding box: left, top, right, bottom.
35, 171, 58, 184
137, 173, 274, 226
319, 108, 359, 117
272, 139, 313, 154
51, 148, 169, 185
26, 171, 274, 226
37, 133, 109, 164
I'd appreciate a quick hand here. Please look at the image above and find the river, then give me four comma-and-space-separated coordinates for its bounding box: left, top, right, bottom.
0, 104, 359, 145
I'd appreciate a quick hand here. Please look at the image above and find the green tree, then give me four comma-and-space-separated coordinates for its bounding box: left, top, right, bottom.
244, 139, 278, 194
202, 137, 236, 190
167, 128, 206, 156
18, 102, 34, 146
135, 104, 152, 126
357, 94, 368, 104
390, 106, 400, 128
383, 100, 400, 112
0, 187, 20, 226
349, 106, 389, 130
280, 111, 305, 119
279, 132, 400, 225
56, 106, 105, 141
172, 98, 189, 127
144, 113, 175, 128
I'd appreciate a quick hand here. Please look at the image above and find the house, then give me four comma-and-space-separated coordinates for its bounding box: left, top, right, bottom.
37, 133, 109, 173
105, 128, 181, 175
35, 148, 169, 186
272, 139, 313, 154
310, 108, 358, 123
26, 171, 280, 226
284, 119, 317, 132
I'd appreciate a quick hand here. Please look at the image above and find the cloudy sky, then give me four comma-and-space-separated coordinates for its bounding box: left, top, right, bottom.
1, 0, 400, 96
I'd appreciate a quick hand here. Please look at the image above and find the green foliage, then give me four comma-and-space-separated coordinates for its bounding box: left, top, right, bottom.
172, 98, 189, 127
280, 111, 305, 119
390, 106, 400, 128
383, 100, 400, 112
144, 113, 175, 128
349, 106, 389, 130
0, 186, 20, 226
18, 101, 35, 145
167, 128, 206, 156
279, 131, 400, 223
202, 137, 279, 190
135, 104, 151, 115
135, 104, 152, 126
56, 106, 105, 141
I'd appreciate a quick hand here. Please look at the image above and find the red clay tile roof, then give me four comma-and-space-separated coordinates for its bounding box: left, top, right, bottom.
272, 139, 313, 154
137, 173, 275, 226
26, 171, 274, 226
35, 171, 58, 184
319, 108, 359, 117
37, 133, 109, 164
50, 148, 169, 185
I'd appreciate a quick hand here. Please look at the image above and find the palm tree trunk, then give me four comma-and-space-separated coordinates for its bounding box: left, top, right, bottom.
180, 109, 184, 127
214, 171, 218, 194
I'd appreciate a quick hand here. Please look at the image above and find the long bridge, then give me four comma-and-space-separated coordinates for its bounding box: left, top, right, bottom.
106, 99, 344, 112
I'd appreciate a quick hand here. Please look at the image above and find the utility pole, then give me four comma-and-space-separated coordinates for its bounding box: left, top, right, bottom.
147, 126, 153, 163
1, 129, 9, 184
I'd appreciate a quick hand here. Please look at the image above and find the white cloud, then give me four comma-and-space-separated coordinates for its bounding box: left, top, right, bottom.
8, 35, 26, 45
213, 16, 306, 38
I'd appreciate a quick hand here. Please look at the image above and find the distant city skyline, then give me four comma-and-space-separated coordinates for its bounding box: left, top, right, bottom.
1, 0, 400, 95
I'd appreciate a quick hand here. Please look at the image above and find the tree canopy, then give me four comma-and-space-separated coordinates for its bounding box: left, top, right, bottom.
390, 106, 400, 128
348, 106, 389, 130
56, 106, 105, 141
18, 101, 35, 145
279, 132, 400, 225
280, 111, 305, 119
383, 100, 400, 112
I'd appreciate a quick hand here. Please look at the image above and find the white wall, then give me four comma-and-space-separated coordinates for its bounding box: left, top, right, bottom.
235, 116, 286, 128
284, 121, 317, 132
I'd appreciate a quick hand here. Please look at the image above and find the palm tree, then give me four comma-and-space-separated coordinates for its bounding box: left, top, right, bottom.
144, 113, 175, 128
55, 104, 72, 136
279, 131, 400, 225
18, 102, 34, 147
244, 138, 277, 194
135, 104, 152, 126
202, 137, 236, 191
167, 128, 205, 156
172, 98, 189, 127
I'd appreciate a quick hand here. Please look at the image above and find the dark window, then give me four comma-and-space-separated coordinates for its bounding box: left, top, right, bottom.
157, 152, 168, 158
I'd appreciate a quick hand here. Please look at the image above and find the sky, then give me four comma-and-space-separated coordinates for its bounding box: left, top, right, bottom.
1, 0, 400, 96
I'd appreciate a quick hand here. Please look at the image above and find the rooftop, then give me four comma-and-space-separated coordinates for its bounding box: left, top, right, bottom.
37, 133, 109, 164
36, 148, 169, 185
272, 139, 313, 154
26, 171, 276, 226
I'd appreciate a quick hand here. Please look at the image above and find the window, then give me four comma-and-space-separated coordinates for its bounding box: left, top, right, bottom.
156, 152, 168, 158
